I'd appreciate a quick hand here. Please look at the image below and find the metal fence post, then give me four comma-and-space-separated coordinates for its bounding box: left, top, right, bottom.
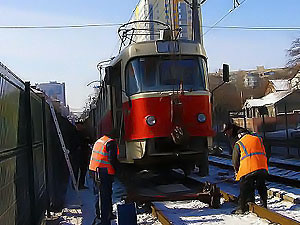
285, 103, 290, 156
42, 97, 51, 218
262, 113, 266, 139
25, 82, 37, 224
243, 108, 247, 129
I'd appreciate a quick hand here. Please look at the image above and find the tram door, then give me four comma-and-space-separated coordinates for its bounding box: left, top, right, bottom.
109, 62, 123, 137
107, 62, 126, 159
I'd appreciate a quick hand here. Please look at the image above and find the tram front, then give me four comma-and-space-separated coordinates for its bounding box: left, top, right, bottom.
120, 40, 214, 175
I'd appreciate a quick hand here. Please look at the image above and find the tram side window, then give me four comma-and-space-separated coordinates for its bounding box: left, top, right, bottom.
126, 60, 141, 95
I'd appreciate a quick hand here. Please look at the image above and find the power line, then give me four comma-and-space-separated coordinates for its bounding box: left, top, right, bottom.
202, 0, 248, 36
0, 23, 122, 29
128, 0, 140, 22
190, 25, 300, 30
110, 1, 141, 58
1, 22, 299, 31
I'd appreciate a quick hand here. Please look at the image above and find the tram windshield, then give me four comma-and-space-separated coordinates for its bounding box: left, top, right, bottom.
126, 56, 207, 95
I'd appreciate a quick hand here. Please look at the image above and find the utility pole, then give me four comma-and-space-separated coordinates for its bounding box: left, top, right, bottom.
191, 0, 203, 44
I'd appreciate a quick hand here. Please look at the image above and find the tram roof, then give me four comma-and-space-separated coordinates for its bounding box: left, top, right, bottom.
109, 40, 207, 67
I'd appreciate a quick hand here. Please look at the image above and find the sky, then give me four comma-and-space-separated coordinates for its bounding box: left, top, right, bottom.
0, 0, 299, 110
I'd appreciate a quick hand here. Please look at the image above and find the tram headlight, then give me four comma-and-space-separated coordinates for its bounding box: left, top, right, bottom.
146, 116, 156, 126
197, 113, 206, 123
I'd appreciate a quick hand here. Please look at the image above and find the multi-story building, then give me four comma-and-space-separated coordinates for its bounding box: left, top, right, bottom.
129, 0, 197, 42
244, 73, 260, 88
37, 81, 66, 106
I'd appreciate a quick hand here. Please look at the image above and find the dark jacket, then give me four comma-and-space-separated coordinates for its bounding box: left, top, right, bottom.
231, 128, 250, 173
106, 140, 119, 171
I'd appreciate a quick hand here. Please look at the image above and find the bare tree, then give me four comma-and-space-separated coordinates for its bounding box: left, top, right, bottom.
287, 38, 300, 67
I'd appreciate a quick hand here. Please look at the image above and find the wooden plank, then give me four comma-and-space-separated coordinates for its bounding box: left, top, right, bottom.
151, 205, 172, 225
248, 202, 300, 225
220, 190, 237, 202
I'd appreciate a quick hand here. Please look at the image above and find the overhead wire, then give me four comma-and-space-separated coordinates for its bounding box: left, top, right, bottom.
184, 25, 300, 30
109, 0, 141, 58
0, 23, 299, 31
202, 0, 248, 36
128, 0, 139, 21
0, 23, 122, 29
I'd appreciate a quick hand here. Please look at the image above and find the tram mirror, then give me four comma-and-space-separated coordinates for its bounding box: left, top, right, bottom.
156, 41, 179, 53
223, 64, 230, 83
105, 66, 113, 85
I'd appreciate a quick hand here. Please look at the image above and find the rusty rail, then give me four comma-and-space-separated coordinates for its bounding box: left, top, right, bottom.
151, 205, 172, 225
248, 203, 300, 225
220, 190, 300, 225
209, 156, 300, 188
151, 175, 299, 225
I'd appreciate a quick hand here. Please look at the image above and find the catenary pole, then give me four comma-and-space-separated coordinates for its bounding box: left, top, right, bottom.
192, 0, 203, 43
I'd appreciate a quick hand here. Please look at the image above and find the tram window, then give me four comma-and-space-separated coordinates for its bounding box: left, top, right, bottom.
159, 59, 199, 86
126, 60, 141, 95
126, 56, 206, 95
142, 58, 156, 88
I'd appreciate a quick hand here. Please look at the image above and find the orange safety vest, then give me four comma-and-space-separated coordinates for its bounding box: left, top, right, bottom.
235, 134, 268, 181
89, 135, 119, 175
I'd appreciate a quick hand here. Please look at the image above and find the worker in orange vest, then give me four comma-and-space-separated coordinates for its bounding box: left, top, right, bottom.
223, 123, 268, 214
89, 129, 120, 225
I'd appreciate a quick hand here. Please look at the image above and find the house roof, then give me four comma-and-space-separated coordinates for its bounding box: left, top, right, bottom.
244, 90, 292, 108
269, 80, 290, 91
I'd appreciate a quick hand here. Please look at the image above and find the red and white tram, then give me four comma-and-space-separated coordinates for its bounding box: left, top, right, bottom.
85, 23, 228, 175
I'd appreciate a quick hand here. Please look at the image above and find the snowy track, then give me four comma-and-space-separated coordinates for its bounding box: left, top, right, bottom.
44, 161, 300, 225
209, 155, 300, 187
150, 167, 300, 225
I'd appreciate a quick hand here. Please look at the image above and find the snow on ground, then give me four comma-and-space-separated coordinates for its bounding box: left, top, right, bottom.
154, 200, 270, 225
46, 176, 161, 225
46, 158, 299, 225
187, 165, 300, 223
267, 196, 300, 222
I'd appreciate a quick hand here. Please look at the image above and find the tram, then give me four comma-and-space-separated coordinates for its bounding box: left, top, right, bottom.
85, 21, 229, 175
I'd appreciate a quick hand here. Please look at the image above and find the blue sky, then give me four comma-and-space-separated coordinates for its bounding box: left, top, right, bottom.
0, 0, 299, 109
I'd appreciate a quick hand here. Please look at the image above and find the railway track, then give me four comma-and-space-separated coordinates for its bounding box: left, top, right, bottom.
209, 155, 300, 188
215, 153, 300, 172
121, 168, 300, 225
151, 192, 300, 225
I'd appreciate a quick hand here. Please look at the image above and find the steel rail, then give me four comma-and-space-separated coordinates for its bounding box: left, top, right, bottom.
248, 203, 300, 225
213, 153, 300, 172
151, 204, 172, 225
221, 190, 300, 225
151, 189, 300, 225
150, 171, 300, 225
209, 157, 300, 188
